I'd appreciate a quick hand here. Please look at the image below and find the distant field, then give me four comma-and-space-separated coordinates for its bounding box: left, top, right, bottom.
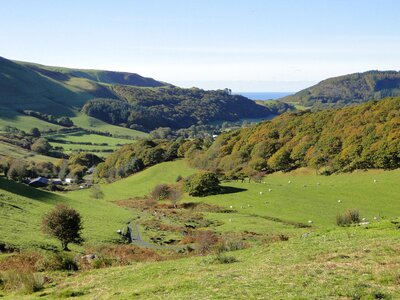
0, 141, 60, 163
71, 113, 148, 139
45, 130, 134, 156
0, 108, 62, 132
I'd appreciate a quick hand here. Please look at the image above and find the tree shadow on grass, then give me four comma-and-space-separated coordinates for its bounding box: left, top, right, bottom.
219, 186, 247, 195
0, 176, 65, 203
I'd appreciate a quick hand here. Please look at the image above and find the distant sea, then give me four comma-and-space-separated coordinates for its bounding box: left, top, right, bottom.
236, 92, 293, 101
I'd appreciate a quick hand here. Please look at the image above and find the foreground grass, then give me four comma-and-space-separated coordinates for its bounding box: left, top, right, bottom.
10, 221, 400, 299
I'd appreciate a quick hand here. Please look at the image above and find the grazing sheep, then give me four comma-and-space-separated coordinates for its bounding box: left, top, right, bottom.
263, 181, 266, 184
308, 220, 313, 224
288, 180, 291, 184
229, 218, 232, 222
268, 188, 272, 192
373, 179, 377, 183
338, 200, 342, 203
362, 217, 366, 221
374, 216, 377, 220
259, 191, 263, 195
229, 205, 233, 209
247, 204, 251, 207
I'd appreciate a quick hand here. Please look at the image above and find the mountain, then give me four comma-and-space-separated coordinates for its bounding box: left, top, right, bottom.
280, 70, 400, 109
190, 97, 400, 175
0, 57, 272, 131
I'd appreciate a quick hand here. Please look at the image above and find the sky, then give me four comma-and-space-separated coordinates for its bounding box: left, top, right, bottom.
1, 0, 400, 92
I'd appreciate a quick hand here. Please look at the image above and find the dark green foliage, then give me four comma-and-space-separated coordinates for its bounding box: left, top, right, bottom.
281, 70, 400, 108
30, 138, 52, 154
42, 204, 83, 250
22, 110, 74, 127
191, 98, 400, 175
184, 172, 221, 197
82, 86, 272, 130
29, 127, 41, 137
336, 209, 361, 226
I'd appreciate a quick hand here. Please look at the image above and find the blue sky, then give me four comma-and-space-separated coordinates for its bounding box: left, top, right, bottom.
1, 0, 400, 91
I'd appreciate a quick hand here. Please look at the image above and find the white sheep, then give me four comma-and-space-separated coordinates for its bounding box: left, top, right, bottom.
229, 218, 232, 222
373, 179, 377, 183
308, 220, 313, 224
338, 200, 342, 203
259, 191, 263, 195
229, 205, 233, 209
247, 204, 251, 207
288, 180, 291, 184
268, 188, 272, 192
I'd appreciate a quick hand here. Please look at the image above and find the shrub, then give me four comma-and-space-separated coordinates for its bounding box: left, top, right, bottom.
0, 270, 44, 294
336, 209, 361, 226
90, 185, 104, 199
42, 204, 84, 250
184, 172, 221, 197
195, 230, 220, 255
213, 253, 238, 264
150, 184, 171, 200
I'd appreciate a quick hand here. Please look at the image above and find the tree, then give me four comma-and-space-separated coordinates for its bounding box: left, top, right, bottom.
31, 138, 51, 154
184, 172, 221, 197
30, 127, 41, 137
42, 204, 83, 250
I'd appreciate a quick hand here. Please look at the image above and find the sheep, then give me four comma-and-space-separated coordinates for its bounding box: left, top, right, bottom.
338, 200, 342, 203
288, 180, 291, 184
229, 205, 233, 209
308, 220, 313, 224
373, 179, 377, 183
259, 191, 263, 195
268, 188, 272, 192
263, 181, 266, 184
247, 204, 251, 207
229, 218, 232, 222
374, 216, 378, 220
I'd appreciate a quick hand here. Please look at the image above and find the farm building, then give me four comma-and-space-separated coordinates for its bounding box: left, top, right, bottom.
28, 177, 49, 187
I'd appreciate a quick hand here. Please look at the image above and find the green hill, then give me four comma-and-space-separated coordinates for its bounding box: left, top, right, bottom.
280, 70, 400, 108
0, 57, 273, 132
191, 97, 400, 175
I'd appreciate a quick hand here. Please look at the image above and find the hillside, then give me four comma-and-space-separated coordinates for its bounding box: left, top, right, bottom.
191, 97, 400, 175
280, 70, 400, 108
1, 162, 400, 299
0, 57, 273, 132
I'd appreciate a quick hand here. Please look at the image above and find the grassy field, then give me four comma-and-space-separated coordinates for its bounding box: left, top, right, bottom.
0, 177, 133, 250
0, 141, 60, 163
1, 161, 400, 299
45, 130, 135, 156
71, 113, 148, 139
13, 221, 400, 299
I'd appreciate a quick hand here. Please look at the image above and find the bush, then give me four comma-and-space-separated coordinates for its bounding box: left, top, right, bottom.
90, 185, 104, 199
213, 253, 238, 264
0, 270, 44, 294
336, 209, 361, 226
150, 184, 171, 200
184, 172, 221, 197
42, 204, 84, 250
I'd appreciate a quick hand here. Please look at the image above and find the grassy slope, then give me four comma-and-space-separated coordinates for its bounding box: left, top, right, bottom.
0, 141, 60, 163
0, 177, 133, 250
2, 161, 400, 298
14, 222, 400, 299
0, 161, 196, 250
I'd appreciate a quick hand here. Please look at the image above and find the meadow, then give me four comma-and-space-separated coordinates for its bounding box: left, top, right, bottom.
1, 161, 400, 299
